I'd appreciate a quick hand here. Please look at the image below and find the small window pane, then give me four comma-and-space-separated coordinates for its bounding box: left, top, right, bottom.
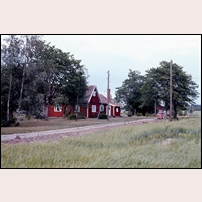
75, 105, 80, 112
92, 105, 96, 112
54, 105, 62, 112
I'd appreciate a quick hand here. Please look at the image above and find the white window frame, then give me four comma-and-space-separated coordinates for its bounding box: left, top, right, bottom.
92, 105, 96, 112
93, 91, 96, 97
75, 105, 80, 112
109, 106, 111, 116
54, 105, 62, 112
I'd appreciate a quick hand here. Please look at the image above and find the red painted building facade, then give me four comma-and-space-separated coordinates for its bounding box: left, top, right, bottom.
48, 85, 121, 118
99, 94, 121, 117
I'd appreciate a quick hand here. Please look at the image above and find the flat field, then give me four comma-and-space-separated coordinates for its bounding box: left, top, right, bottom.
1, 115, 201, 168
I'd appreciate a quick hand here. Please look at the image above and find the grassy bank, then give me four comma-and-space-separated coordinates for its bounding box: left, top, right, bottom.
1, 117, 201, 168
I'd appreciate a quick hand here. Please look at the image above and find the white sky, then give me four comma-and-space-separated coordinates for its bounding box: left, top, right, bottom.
43, 35, 201, 104
2, 35, 201, 104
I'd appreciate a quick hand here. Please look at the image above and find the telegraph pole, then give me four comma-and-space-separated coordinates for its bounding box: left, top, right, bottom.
170, 60, 173, 122
107, 71, 110, 121
154, 100, 156, 114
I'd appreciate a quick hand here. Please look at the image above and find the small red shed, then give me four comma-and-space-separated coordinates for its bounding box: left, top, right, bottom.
99, 94, 121, 117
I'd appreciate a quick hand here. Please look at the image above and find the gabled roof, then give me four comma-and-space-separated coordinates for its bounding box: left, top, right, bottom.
99, 94, 121, 107
84, 85, 101, 103
99, 94, 108, 104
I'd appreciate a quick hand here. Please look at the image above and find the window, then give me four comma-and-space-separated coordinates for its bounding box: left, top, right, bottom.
93, 91, 96, 97
75, 105, 80, 112
54, 105, 62, 112
92, 105, 96, 112
116, 108, 119, 112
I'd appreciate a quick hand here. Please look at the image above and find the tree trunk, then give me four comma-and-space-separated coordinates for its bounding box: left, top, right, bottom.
134, 108, 136, 116
173, 104, 178, 119
7, 71, 12, 124
63, 105, 67, 118
16, 67, 25, 126
44, 103, 49, 121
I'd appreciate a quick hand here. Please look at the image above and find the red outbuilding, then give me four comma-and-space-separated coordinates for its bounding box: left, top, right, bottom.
99, 94, 121, 117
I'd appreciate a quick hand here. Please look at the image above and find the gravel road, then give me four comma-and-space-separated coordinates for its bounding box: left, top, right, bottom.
1, 118, 157, 144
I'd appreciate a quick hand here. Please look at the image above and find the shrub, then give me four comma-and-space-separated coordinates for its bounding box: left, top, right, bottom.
68, 114, 76, 120
68, 113, 86, 120
127, 111, 132, 117
1, 120, 10, 127
25, 115, 31, 120
178, 110, 187, 116
89, 113, 98, 118
77, 112, 86, 119
98, 113, 107, 119
149, 113, 156, 117
136, 112, 142, 116
34, 114, 44, 119
10, 117, 17, 123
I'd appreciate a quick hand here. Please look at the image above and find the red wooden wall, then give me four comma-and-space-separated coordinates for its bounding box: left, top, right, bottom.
48, 105, 64, 117
88, 91, 100, 117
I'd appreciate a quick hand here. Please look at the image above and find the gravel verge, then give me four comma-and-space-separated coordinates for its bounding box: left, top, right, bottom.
1, 118, 158, 144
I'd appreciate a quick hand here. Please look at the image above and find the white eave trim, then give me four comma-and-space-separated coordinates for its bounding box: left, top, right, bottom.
109, 103, 121, 107
87, 86, 102, 104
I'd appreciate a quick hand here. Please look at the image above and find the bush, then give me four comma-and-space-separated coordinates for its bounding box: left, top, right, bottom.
136, 112, 142, 116
145, 113, 156, 117
1, 120, 10, 127
77, 112, 86, 119
10, 117, 17, 123
68, 113, 86, 120
98, 113, 107, 119
25, 115, 31, 120
68, 114, 76, 120
147, 113, 156, 117
89, 113, 98, 118
178, 110, 187, 116
127, 111, 132, 117
34, 114, 44, 119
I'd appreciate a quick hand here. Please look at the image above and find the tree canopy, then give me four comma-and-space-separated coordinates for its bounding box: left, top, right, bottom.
115, 61, 199, 117
115, 70, 146, 114
1, 35, 88, 126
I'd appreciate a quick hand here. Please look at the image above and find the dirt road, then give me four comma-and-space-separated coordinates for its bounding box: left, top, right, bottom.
1, 118, 158, 144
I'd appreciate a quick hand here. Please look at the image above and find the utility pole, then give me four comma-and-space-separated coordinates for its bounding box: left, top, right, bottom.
170, 60, 172, 122
154, 100, 156, 114
107, 70, 110, 121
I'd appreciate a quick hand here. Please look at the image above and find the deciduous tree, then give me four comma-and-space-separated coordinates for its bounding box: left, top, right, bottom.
141, 61, 199, 118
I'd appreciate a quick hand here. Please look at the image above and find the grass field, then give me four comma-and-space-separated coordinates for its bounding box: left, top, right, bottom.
1, 115, 152, 135
1, 115, 201, 168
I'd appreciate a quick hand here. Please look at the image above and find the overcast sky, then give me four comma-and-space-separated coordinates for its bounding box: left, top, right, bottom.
42, 35, 201, 104
1, 35, 201, 104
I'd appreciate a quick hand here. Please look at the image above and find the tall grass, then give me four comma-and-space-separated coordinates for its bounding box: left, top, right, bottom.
1, 118, 201, 168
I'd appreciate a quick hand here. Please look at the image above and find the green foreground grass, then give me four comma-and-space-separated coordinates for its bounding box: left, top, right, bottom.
1, 117, 201, 168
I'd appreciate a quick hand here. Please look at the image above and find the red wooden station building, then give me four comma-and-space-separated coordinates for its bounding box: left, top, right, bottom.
48, 85, 121, 118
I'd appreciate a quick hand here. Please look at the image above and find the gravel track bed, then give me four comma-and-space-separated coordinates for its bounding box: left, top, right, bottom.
1, 118, 159, 144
